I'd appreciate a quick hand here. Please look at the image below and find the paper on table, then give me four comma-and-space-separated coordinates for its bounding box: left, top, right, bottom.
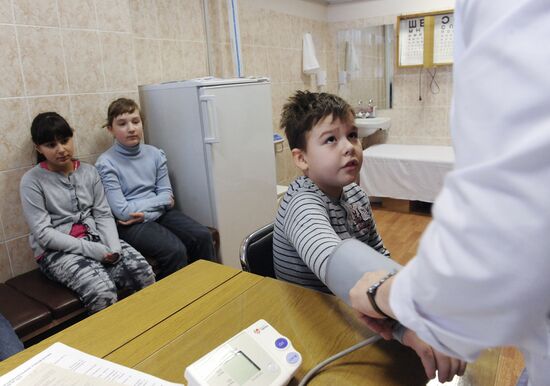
0, 342, 182, 386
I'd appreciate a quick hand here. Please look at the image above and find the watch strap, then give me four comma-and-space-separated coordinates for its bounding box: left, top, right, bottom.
367, 270, 396, 319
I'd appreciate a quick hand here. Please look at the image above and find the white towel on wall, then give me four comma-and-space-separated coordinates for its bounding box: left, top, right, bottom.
345, 41, 360, 74
303, 33, 320, 74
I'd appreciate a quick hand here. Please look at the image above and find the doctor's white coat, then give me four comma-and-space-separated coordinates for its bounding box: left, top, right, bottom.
390, 1, 550, 385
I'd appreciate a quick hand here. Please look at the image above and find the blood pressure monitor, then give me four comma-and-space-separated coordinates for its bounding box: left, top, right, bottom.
185, 320, 302, 386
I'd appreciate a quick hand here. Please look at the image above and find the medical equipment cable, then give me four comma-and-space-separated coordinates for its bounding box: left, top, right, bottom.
297, 335, 381, 386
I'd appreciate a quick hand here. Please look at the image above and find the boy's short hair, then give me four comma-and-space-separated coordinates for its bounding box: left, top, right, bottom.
280, 91, 354, 150
105, 98, 144, 128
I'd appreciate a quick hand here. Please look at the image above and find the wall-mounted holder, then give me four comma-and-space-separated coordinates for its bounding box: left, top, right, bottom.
316, 70, 327, 87
273, 133, 284, 153
338, 70, 347, 85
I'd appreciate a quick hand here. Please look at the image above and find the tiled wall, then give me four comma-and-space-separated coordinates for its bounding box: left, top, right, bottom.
387, 65, 452, 145
0, 0, 208, 281
331, 15, 453, 146
199, 0, 336, 186
0, 1, 452, 281
271, 12, 454, 185
237, 0, 336, 186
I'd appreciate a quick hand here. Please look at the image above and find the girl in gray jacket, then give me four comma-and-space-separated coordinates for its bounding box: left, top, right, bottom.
20, 112, 155, 313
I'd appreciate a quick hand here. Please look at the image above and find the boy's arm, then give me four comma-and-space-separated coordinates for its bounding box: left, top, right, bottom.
90, 170, 121, 254
20, 177, 109, 261
153, 149, 173, 206
95, 160, 168, 221
133, 149, 173, 222
283, 192, 342, 284
364, 203, 390, 257
141, 210, 163, 223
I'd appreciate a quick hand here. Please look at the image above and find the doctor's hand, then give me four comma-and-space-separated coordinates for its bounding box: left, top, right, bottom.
357, 314, 467, 381
117, 212, 144, 226
357, 313, 395, 340
350, 270, 396, 319
351, 272, 467, 382
402, 329, 467, 382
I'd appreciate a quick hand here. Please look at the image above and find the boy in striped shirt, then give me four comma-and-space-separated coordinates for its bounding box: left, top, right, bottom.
273, 91, 389, 292
273, 91, 466, 380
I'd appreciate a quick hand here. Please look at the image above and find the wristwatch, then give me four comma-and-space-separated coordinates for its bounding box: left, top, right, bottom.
366, 270, 397, 319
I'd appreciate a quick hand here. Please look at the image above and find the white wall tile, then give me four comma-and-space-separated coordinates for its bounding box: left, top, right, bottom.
0, 26, 24, 98
18, 26, 68, 96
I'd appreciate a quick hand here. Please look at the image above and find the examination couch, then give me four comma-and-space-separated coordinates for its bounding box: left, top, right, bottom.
0, 227, 219, 346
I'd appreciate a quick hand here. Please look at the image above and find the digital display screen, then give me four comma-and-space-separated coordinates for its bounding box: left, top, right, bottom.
222, 351, 260, 385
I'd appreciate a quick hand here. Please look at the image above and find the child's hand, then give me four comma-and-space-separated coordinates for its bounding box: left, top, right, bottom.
118, 212, 144, 226
402, 329, 467, 382
168, 195, 175, 209
103, 252, 120, 264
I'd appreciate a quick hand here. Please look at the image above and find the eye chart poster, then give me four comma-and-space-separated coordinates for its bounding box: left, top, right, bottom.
399, 17, 424, 66
433, 13, 454, 64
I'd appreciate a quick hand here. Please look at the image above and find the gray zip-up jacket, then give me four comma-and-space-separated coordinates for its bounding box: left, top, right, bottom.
20, 162, 121, 260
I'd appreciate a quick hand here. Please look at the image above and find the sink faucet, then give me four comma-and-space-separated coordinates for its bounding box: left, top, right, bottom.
367, 99, 376, 118
355, 99, 378, 118
355, 100, 366, 118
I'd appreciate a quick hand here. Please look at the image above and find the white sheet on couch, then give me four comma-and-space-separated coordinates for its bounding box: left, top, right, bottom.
359, 144, 455, 203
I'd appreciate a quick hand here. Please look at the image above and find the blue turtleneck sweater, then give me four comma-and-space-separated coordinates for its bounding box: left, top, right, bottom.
96, 141, 172, 223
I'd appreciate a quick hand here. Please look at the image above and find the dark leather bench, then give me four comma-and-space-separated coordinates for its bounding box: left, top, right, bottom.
0, 227, 220, 346
0, 284, 53, 342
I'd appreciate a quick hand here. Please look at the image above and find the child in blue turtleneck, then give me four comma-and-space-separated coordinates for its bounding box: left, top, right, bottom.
96, 98, 216, 280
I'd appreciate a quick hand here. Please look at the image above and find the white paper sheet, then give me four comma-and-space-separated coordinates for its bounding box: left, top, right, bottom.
0, 342, 182, 386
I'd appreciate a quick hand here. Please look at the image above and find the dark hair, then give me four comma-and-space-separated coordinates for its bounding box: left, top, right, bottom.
30, 112, 74, 163
280, 91, 354, 150
105, 98, 143, 128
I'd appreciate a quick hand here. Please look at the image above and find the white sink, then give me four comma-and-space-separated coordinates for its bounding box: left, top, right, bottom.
355, 117, 391, 137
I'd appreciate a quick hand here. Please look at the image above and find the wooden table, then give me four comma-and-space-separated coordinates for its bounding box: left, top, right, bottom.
0, 260, 500, 385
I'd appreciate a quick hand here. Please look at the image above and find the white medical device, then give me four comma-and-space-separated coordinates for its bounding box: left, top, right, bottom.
184, 319, 302, 386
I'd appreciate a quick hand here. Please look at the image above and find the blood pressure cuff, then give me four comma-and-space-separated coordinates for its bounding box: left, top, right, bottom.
325, 238, 406, 343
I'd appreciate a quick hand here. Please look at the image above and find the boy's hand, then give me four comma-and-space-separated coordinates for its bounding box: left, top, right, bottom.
402, 329, 467, 382
118, 212, 144, 226
168, 195, 175, 209
103, 252, 120, 264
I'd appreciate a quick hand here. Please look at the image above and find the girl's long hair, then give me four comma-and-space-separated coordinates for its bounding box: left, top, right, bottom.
30, 112, 74, 163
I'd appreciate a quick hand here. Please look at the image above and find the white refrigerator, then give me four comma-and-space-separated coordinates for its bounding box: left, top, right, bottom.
138, 77, 278, 269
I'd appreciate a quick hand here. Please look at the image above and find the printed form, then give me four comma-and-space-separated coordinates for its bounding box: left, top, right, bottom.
0, 343, 182, 386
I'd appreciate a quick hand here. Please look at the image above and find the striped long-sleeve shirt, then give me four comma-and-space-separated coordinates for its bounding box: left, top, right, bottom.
273, 176, 390, 293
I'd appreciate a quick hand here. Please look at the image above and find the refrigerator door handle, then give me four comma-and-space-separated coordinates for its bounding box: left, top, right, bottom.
200, 94, 221, 144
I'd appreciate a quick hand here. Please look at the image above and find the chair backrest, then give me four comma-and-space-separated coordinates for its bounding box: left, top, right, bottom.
240, 223, 275, 278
